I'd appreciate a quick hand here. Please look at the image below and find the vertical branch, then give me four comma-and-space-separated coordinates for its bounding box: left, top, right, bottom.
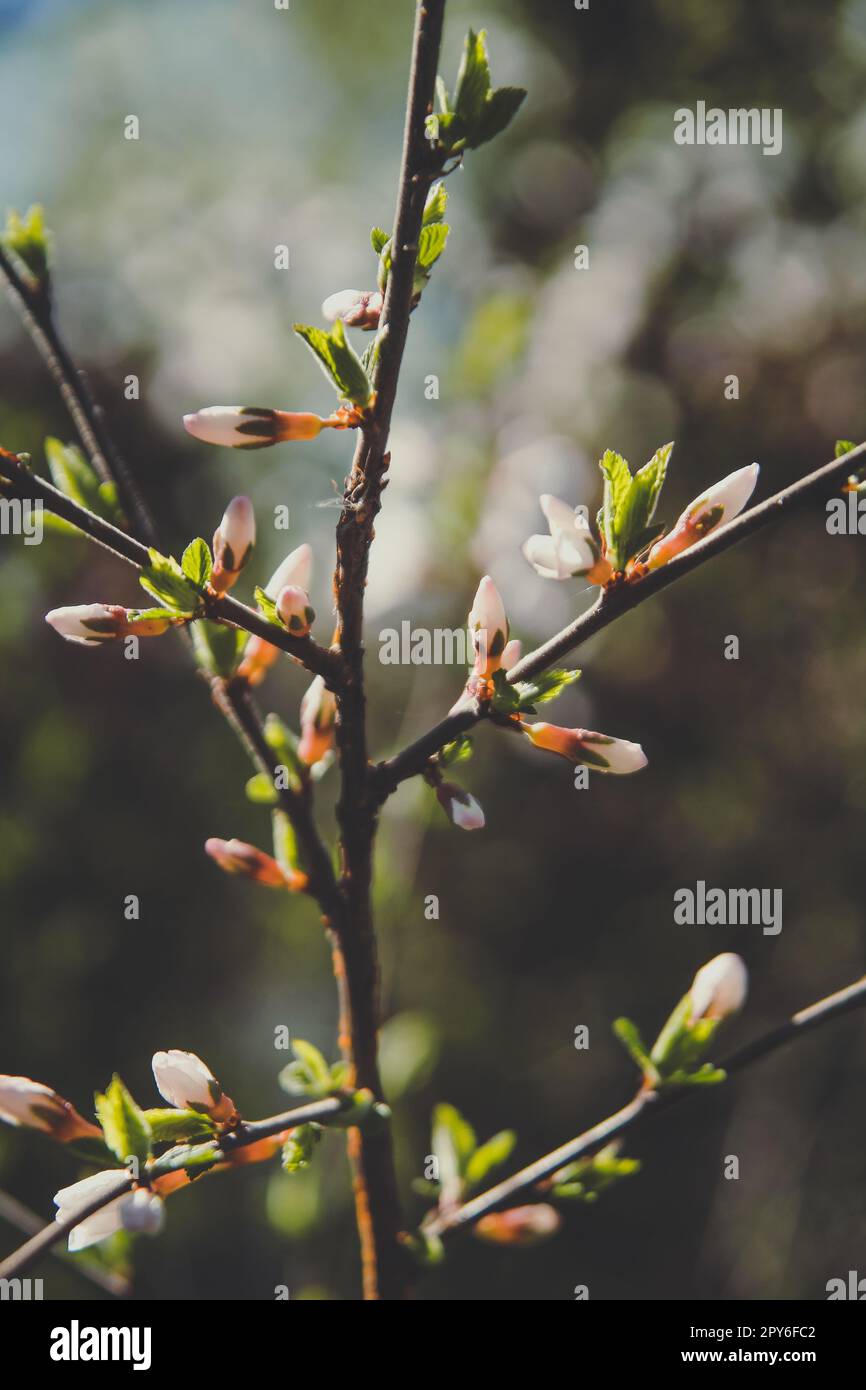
330, 0, 447, 1299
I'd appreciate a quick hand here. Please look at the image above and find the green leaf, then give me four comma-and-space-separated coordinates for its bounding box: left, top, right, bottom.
512, 667, 580, 712
143, 1109, 217, 1143
3, 205, 50, 286
139, 548, 202, 616
612, 1017, 659, 1085
253, 586, 282, 626
272, 809, 300, 874
44, 437, 126, 527
431, 1102, 477, 1187
281, 1124, 322, 1174
464, 1130, 516, 1191
279, 1039, 333, 1099
599, 449, 632, 566
551, 1145, 641, 1202
417, 223, 450, 277
191, 620, 246, 678
454, 29, 491, 129
835, 439, 856, 458
181, 537, 213, 588
468, 86, 527, 148
245, 772, 279, 805
439, 735, 474, 767
423, 182, 448, 225
95, 1075, 152, 1166
489, 668, 522, 715
370, 226, 389, 255
293, 319, 373, 408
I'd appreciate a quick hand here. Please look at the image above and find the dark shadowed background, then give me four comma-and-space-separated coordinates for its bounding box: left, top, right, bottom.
1, 0, 865, 1300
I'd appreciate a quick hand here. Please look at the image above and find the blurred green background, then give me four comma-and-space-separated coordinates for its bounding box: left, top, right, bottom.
1, 0, 865, 1300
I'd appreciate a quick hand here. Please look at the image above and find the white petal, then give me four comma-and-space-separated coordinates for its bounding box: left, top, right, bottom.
265, 543, 313, 598
183, 407, 248, 447
321, 289, 363, 321
450, 793, 485, 831
689, 953, 748, 1021
686, 463, 759, 526
468, 575, 507, 636
55, 1169, 127, 1213
120, 1190, 165, 1236
67, 1201, 126, 1252
218, 496, 256, 555
522, 535, 572, 580
583, 735, 648, 775
152, 1050, 218, 1110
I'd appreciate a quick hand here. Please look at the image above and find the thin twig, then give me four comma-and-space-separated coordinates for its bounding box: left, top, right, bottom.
426, 975, 866, 1240
374, 441, 866, 795
327, 0, 447, 1300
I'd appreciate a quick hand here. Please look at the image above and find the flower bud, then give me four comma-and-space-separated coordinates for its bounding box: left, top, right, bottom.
276, 585, 315, 636
523, 494, 611, 584
211, 495, 256, 593
152, 1048, 236, 1122
468, 575, 508, 678
120, 1188, 165, 1236
688, 953, 748, 1023
205, 836, 300, 889
436, 782, 485, 831
522, 722, 647, 774
298, 675, 337, 767
321, 289, 383, 330
647, 465, 759, 570
183, 406, 332, 449
474, 1203, 561, 1246
54, 1172, 165, 1252
0, 1074, 100, 1142
500, 639, 522, 672
264, 542, 313, 599
46, 603, 175, 646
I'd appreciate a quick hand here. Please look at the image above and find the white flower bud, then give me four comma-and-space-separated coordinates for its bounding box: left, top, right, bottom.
45, 603, 124, 645
436, 783, 485, 831
264, 543, 313, 599
151, 1049, 226, 1115
689, 953, 748, 1022
183, 407, 326, 449
468, 575, 508, 676
275, 585, 315, 636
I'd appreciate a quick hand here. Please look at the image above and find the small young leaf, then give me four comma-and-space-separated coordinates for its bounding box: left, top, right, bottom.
139, 549, 201, 616
95, 1075, 152, 1166
431, 1102, 477, 1187
143, 1109, 217, 1143
612, 1017, 659, 1084
245, 772, 279, 805
371, 226, 390, 255
468, 86, 527, 148
3, 205, 50, 287
417, 223, 450, 275
423, 182, 448, 225
454, 29, 491, 129
513, 668, 581, 711
464, 1129, 516, 1191
191, 620, 246, 678
835, 439, 856, 458
439, 735, 474, 767
181, 537, 213, 588
254, 586, 282, 627
293, 320, 373, 408
281, 1123, 322, 1173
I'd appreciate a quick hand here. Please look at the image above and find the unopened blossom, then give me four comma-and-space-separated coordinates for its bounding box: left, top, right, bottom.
45, 604, 177, 646
646, 464, 759, 571
276, 585, 315, 636
211, 495, 255, 593
468, 575, 508, 678
522, 722, 647, 774
54, 1171, 164, 1252
236, 543, 314, 684
321, 288, 382, 331
204, 837, 305, 891
152, 1048, 236, 1122
436, 782, 485, 831
183, 406, 347, 450
0, 1074, 100, 1142
688, 953, 748, 1024
500, 638, 522, 672
523, 495, 612, 585
474, 1203, 561, 1246
297, 675, 337, 767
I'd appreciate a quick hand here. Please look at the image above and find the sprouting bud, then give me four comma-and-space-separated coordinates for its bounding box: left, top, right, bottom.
211, 496, 256, 594
522, 722, 647, 775
500, 638, 522, 672
264, 542, 313, 600
321, 289, 383, 331
688, 953, 748, 1024
298, 675, 337, 767
468, 575, 508, 678
45, 603, 176, 646
647, 465, 759, 571
0, 1074, 101, 1142
151, 1049, 236, 1123
276, 585, 315, 636
523, 495, 612, 586
205, 836, 305, 890
54, 1172, 165, 1252
474, 1204, 561, 1247
182, 406, 338, 450
436, 782, 485, 831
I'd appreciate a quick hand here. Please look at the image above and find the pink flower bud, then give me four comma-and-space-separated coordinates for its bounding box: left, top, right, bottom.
276, 585, 315, 636
647, 465, 759, 570
468, 575, 508, 678
183, 406, 330, 449
321, 289, 383, 330
211, 495, 256, 593
298, 675, 337, 767
522, 722, 647, 774
46, 604, 175, 646
0, 1074, 100, 1142
264, 543, 313, 599
688, 953, 748, 1023
500, 639, 522, 672
436, 782, 485, 831
475, 1203, 561, 1246
205, 836, 299, 889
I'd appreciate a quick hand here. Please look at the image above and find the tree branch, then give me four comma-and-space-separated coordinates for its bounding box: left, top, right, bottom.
374, 441, 866, 795
328, 0, 447, 1300
425, 974, 866, 1241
